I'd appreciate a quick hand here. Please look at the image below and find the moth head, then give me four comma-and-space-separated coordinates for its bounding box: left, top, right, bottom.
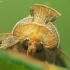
21, 34, 44, 56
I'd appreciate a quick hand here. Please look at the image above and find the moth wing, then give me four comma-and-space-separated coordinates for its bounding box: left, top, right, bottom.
44, 47, 57, 63
0, 36, 20, 49
44, 46, 67, 68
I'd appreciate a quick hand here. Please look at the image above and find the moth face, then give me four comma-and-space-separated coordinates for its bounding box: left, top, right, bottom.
17, 34, 44, 57
22, 39, 44, 56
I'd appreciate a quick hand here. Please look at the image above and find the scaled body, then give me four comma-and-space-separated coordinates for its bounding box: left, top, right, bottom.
0, 4, 61, 63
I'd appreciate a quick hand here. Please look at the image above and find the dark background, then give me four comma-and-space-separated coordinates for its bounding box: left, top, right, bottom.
0, 0, 70, 67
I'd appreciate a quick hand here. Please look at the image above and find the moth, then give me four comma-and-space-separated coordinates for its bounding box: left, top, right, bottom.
0, 4, 70, 67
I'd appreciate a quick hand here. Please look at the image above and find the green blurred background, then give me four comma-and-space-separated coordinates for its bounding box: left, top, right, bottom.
0, 0, 70, 68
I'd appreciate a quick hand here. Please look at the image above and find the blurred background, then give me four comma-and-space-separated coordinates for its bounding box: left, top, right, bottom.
0, 0, 70, 68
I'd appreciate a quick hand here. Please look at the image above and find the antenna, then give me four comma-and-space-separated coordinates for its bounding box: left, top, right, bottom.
57, 48, 70, 62
0, 33, 12, 36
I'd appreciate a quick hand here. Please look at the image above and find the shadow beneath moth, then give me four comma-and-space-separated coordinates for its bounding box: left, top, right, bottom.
0, 4, 69, 66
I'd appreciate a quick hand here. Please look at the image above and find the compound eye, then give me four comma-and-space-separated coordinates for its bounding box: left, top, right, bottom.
36, 43, 43, 53
23, 39, 29, 50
